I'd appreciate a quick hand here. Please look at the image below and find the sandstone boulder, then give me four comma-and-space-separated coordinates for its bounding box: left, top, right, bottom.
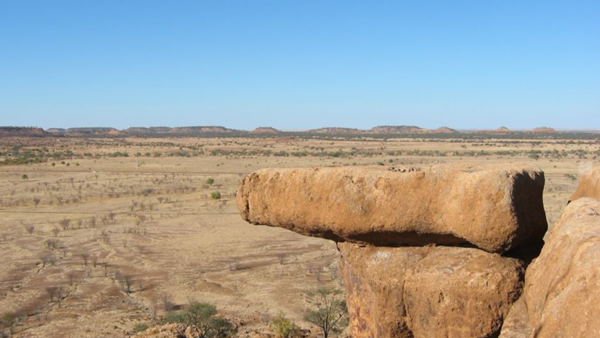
524, 198, 600, 338
237, 164, 547, 253
498, 297, 532, 338
568, 165, 600, 202
339, 243, 524, 338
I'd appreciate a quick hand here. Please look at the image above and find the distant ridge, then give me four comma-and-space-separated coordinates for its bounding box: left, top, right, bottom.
0, 127, 49, 137
529, 127, 557, 134
251, 127, 280, 134
1, 125, 587, 138
307, 127, 362, 134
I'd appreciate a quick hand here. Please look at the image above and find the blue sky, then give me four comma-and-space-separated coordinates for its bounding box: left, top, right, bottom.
0, 1, 598, 130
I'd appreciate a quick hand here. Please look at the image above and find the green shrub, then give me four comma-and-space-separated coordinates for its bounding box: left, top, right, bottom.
2, 311, 16, 334
163, 302, 236, 338
133, 323, 150, 333
271, 314, 300, 338
206, 178, 214, 185
304, 288, 348, 338
211, 192, 221, 200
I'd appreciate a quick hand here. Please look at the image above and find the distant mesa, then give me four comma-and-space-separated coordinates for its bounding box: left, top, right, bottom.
46, 128, 66, 133
47, 127, 121, 136
433, 126, 458, 133
370, 125, 458, 134
110, 126, 239, 135
529, 127, 557, 134
251, 127, 280, 134
0, 127, 49, 137
172, 126, 239, 133
370, 125, 425, 134
304, 126, 459, 135
307, 127, 362, 134
0, 124, 573, 137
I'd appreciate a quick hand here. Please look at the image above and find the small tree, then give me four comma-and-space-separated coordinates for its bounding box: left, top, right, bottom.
21, 174, 28, 181
304, 288, 348, 338
40, 253, 56, 267
271, 314, 300, 338
51, 227, 60, 237
80, 253, 90, 266
2, 311, 16, 334
24, 224, 35, 235
46, 286, 58, 302
123, 276, 133, 294
58, 218, 71, 230
33, 197, 41, 207
67, 271, 77, 286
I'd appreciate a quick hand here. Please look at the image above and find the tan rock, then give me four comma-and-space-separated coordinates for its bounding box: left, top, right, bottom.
568, 165, 600, 202
237, 164, 547, 253
498, 297, 532, 338
339, 243, 524, 338
524, 198, 600, 338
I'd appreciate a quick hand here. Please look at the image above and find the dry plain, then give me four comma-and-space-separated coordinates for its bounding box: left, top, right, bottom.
0, 135, 598, 337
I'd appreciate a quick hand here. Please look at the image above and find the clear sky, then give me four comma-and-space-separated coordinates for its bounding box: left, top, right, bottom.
0, 1, 598, 130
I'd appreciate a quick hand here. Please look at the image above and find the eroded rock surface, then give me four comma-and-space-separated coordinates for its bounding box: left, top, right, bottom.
569, 165, 600, 202
237, 164, 547, 253
524, 198, 600, 338
339, 243, 524, 338
498, 297, 532, 338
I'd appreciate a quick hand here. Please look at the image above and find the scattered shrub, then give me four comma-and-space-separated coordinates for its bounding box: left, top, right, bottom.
271, 314, 300, 338
133, 323, 150, 333
304, 288, 348, 338
163, 302, 236, 338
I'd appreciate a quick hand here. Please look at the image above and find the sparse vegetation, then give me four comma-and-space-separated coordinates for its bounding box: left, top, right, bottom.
163, 302, 236, 338
304, 288, 348, 338
133, 323, 150, 333
271, 314, 300, 338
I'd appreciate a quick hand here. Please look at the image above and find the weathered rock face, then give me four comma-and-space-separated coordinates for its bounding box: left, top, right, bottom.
339, 243, 524, 338
237, 164, 547, 253
339, 244, 423, 338
524, 198, 600, 338
498, 297, 531, 338
568, 166, 600, 202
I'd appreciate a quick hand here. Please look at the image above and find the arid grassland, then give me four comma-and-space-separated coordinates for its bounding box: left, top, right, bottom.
0, 135, 598, 337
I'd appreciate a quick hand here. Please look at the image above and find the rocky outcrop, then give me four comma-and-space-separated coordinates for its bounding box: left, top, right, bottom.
237, 163, 554, 338
568, 165, 600, 202
340, 243, 524, 338
523, 198, 600, 337
237, 164, 547, 253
